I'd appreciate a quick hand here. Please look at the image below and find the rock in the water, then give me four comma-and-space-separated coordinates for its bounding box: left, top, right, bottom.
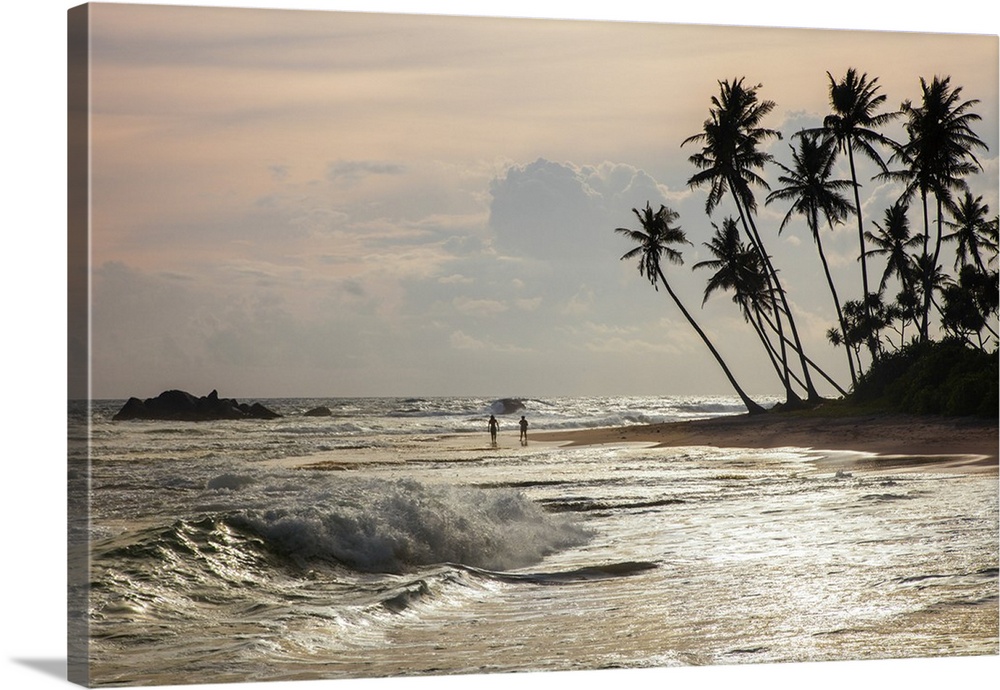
304, 406, 333, 417
112, 389, 281, 421
247, 402, 282, 420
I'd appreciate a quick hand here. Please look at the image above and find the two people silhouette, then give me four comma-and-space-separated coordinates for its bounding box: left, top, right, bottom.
487, 413, 529, 446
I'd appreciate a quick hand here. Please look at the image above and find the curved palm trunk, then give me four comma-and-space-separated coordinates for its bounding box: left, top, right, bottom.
814, 224, 858, 387
656, 266, 766, 415
846, 147, 872, 304
845, 145, 881, 361
756, 307, 850, 397
737, 190, 821, 401
729, 191, 800, 404
749, 303, 809, 392
982, 320, 999, 341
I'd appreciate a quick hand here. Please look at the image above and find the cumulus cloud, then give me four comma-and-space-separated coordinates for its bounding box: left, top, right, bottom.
488, 158, 674, 261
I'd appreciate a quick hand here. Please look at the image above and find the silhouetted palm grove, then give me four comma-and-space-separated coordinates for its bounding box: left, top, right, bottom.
616, 70, 997, 414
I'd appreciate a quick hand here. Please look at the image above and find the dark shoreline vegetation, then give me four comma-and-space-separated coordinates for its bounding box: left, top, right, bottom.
616, 70, 997, 418
843, 338, 999, 417
766, 339, 999, 419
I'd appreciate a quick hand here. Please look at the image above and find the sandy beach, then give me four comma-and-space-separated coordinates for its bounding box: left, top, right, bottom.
533, 411, 999, 474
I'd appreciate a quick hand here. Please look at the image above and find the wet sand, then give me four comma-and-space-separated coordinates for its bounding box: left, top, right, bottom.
532, 412, 999, 473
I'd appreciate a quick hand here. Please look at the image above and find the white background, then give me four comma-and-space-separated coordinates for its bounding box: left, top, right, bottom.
3, 1, 998, 689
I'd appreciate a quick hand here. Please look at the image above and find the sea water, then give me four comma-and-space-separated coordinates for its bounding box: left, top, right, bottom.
68, 396, 998, 686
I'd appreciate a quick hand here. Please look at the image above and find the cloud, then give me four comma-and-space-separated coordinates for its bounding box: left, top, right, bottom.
268, 164, 290, 181
449, 330, 487, 350
452, 296, 509, 316
326, 160, 407, 185
488, 158, 674, 261
438, 274, 474, 285
562, 286, 595, 316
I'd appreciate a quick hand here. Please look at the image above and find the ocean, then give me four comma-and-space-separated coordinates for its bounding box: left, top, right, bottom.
67, 395, 998, 687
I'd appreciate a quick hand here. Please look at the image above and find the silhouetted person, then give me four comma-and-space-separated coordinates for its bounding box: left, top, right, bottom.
488, 414, 499, 446
519, 415, 528, 445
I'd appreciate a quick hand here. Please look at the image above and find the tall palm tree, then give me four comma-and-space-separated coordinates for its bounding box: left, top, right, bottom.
766, 132, 857, 386
943, 191, 996, 272
683, 77, 820, 402
682, 78, 780, 219
887, 75, 988, 339
805, 69, 898, 352
616, 203, 766, 415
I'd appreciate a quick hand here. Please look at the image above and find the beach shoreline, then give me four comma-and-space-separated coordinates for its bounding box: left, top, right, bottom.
532, 411, 999, 474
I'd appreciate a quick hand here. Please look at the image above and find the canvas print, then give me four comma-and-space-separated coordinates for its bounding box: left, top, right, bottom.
67, 2, 999, 687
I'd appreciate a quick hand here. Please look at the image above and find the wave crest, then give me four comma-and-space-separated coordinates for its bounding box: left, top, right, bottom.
228, 479, 592, 573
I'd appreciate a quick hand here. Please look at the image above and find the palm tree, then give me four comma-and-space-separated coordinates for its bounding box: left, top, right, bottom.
941, 265, 999, 348
683, 77, 820, 402
943, 191, 996, 272
616, 203, 766, 415
832, 295, 892, 369
910, 252, 953, 332
682, 78, 780, 219
863, 202, 923, 346
864, 202, 922, 295
766, 132, 857, 386
987, 216, 1000, 265
694, 218, 792, 391
805, 69, 898, 352
693, 226, 849, 399
887, 75, 988, 339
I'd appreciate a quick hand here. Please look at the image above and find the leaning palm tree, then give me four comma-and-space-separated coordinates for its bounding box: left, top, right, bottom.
804, 69, 898, 351
694, 218, 793, 393
886, 76, 988, 339
766, 132, 858, 386
682, 77, 820, 402
943, 191, 996, 272
691, 219, 848, 398
682, 78, 780, 220
616, 203, 766, 415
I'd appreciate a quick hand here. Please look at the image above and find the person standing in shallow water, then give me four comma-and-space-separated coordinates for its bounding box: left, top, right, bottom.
519, 415, 528, 445
488, 415, 499, 446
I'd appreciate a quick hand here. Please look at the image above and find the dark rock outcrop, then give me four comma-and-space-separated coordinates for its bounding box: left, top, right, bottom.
112, 389, 281, 421
304, 406, 333, 417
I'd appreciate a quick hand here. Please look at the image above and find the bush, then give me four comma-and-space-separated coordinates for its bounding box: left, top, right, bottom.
851, 339, 998, 417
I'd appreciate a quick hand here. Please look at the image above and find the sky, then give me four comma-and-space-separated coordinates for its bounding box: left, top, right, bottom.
67, 2, 999, 402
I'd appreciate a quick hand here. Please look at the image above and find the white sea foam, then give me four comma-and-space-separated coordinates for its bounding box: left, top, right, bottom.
228, 479, 593, 573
